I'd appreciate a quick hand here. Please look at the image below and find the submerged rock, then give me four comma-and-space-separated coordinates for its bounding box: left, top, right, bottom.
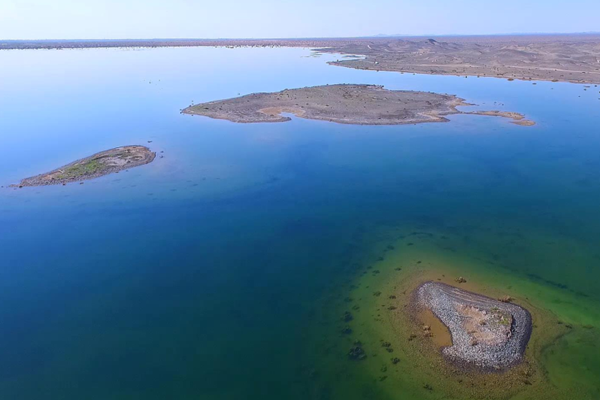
343, 311, 354, 322
348, 343, 367, 361
498, 296, 513, 303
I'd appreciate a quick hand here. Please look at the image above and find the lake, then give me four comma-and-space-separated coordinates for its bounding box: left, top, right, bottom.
0, 46, 599, 399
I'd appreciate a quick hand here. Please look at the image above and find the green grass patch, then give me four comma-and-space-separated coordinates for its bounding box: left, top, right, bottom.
56, 159, 103, 179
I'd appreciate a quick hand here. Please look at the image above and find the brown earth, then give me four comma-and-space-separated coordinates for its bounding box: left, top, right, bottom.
13, 145, 155, 187
318, 36, 600, 84
183, 84, 534, 126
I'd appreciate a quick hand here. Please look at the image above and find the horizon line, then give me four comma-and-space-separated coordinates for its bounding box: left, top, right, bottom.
3, 31, 600, 42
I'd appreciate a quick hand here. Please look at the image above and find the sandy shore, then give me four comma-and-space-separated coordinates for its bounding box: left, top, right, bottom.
183, 84, 534, 126
13, 145, 156, 187
414, 282, 532, 371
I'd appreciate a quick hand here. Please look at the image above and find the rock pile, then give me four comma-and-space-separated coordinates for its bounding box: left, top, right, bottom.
415, 282, 532, 370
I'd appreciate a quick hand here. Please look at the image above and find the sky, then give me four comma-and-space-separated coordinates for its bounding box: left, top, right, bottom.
1, 0, 599, 40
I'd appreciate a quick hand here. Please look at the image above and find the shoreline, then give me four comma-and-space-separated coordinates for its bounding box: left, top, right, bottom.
4, 35, 600, 84
325, 59, 600, 86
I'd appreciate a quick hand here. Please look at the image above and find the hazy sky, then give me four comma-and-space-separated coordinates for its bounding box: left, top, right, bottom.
2, 0, 599, 40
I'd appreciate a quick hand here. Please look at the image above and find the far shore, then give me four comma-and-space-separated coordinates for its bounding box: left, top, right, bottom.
3, 34, 600, 84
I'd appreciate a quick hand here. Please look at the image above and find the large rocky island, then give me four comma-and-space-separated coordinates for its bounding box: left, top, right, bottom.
183, 84, 534, 126
414, 282, 532, 371
14, 145, 156, 187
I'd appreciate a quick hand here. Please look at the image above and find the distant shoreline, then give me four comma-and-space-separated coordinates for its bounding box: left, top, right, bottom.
4, 34, 600, 84
2, 33, 600, 50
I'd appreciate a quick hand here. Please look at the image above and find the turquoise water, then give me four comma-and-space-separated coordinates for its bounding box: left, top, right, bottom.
0, 47, 599, 399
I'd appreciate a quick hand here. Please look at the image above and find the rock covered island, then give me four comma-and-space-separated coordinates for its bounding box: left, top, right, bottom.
14, 145, 156, 187
183, 84, 535, 126
414, 282, 532, 371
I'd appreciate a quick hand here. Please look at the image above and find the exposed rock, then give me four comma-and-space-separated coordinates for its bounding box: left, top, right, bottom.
183, 85, 534, 126
414, 282, 532, 371
13, 146, 155, 187
498, 296, 513, 303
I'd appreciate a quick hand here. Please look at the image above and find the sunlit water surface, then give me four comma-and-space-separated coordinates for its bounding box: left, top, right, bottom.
0, 47, 599, 399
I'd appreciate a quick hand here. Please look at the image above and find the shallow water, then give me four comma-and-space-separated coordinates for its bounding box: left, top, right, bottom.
0, 47, 599, 399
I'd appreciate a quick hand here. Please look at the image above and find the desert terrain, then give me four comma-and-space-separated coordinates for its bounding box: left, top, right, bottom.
3, 35, 600, 84
183, 84, 534, 126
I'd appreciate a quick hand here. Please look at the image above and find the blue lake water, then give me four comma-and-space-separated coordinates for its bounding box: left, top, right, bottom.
0, 47, 599, 399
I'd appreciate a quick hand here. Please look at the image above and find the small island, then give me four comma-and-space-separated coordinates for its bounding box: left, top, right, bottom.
14, 145, 156, 187
183, 84, 535, 126
414, 282, 532, 371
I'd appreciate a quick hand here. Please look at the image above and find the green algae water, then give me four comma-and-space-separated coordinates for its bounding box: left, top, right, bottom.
0, 47, 599, 399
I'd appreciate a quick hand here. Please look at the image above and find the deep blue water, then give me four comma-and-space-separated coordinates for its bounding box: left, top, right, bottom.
1, 47, 600, 399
